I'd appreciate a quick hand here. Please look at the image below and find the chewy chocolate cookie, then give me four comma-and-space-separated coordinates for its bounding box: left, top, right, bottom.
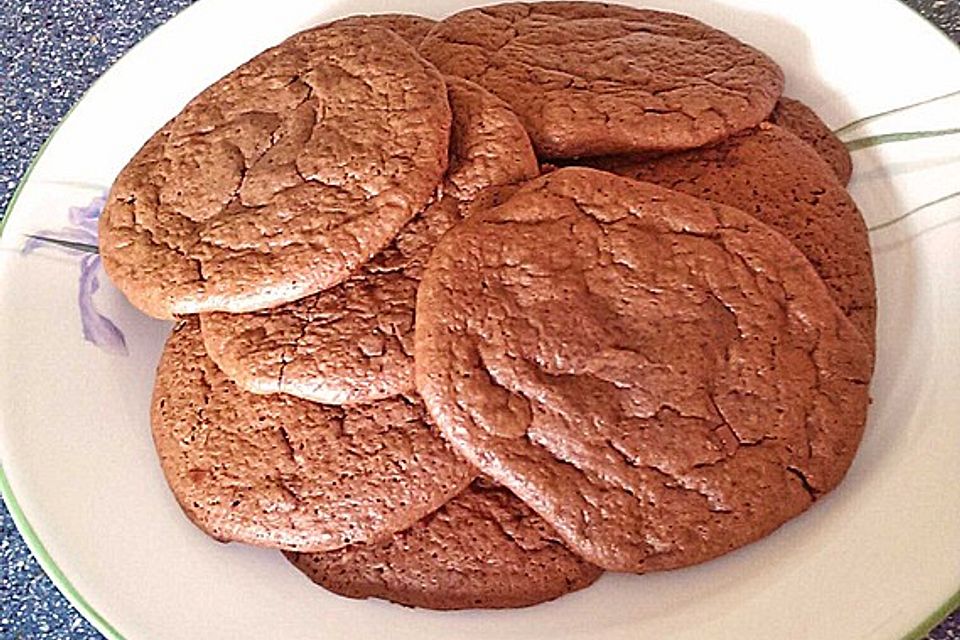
414, 167, 871, 573
419, 2, 783, 158
101, 25, 450, 318
770, 97, 852, 185
152, 318, 474, 552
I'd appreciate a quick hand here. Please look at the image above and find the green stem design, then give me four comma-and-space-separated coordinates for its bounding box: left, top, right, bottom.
25, 234, 100, 254
845, 127, 960, 151
834, 88, 960, 135
869, 191, 960, 232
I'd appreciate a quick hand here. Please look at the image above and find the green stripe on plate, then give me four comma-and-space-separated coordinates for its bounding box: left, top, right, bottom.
901, 588, 960, 640
0, 464, 126, 640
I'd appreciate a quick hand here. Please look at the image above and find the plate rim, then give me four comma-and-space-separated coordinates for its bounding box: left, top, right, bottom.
0, 1, 958, 638
0, 465, 125, 640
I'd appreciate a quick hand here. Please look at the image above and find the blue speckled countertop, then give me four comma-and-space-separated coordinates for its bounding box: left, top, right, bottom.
0, 1, 958, 638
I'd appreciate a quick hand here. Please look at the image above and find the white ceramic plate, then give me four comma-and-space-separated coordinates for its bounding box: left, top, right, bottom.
1, 1, 958, 638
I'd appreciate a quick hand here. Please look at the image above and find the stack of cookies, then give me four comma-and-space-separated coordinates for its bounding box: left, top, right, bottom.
99, 2, 875, 610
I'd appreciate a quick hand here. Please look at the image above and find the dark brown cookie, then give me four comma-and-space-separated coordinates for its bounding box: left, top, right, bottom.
331, 14, 437, 47
418, 1, 783, 159
151, 318, 474, 552
201, 77, 539, 404
769, 97, 852, 185
286, 479, 602, 609
414, 167, 872, 573
100, 25, 450, 319
588, 123, 875, 351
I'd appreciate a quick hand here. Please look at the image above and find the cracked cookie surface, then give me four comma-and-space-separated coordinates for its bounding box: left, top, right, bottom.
418, 1, 783, 159
100, 25, 450, 318
201, 77, 539, 404
330, 13, 437, 47
414, 167, 871, 573
151, 318, 475, 552
588, 123, 875, 353
286, 478, 601, 609
770, 97, 852, 185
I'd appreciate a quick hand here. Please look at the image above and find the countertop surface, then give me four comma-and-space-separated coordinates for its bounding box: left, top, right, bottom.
1, 1, 958, 638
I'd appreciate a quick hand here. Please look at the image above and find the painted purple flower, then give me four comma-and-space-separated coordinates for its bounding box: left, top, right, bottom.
22, 193, 128, 356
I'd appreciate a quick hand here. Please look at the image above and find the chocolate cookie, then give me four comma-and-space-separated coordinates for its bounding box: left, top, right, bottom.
414, 167, 872, 573
151, 318, 474, 551
418, 2, 783, 158
286, 479, 602, 609
589, 123, 875, 349
331, 14, 437, 47
769, 97, 852, 185
201, 77, 539, 404
100, 25, 450, 318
